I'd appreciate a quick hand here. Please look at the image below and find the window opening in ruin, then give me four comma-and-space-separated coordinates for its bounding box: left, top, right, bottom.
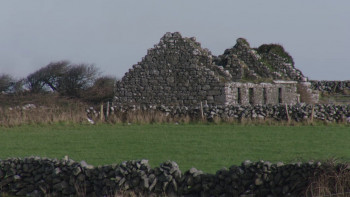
263, 88, 267, 104
249, 88, 254, 105
237, 88, 241, 104
278, 88, 282, 103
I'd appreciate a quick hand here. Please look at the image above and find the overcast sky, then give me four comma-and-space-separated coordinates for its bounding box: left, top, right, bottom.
0, 1, 349, 80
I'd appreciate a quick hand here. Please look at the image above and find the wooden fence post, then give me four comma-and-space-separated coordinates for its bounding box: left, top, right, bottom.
311, 104, 314, 123
200, 101, 204, 120
106, 101, 109, 120
285, 104, 290, 123
100, 103, 103, 121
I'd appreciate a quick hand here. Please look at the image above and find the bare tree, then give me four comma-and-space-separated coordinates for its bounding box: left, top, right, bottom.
27, 61, 69, 93
12, 78, 28, 94
57, 64, 99, 97
82, 76, 116, 103
0, 74, 15, 93
40, 61, 69, 91
26, 61, 99, 97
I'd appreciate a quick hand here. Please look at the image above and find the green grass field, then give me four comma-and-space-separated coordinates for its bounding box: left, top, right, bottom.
1, 123, 350, 173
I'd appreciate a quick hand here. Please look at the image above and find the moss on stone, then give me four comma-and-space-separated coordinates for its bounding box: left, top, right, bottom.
259, 57, 276, 72
257, 44, 294, 64
236, 38, 250, 47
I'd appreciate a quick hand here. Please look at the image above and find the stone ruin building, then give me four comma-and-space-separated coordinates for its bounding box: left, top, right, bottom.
114, 32, 318, 107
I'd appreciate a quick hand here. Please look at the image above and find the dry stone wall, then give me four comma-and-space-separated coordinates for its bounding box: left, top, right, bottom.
0, 157, 343, 196
114, 32, 227, 106
99, 103, 350, 123
311, 80, 350, 94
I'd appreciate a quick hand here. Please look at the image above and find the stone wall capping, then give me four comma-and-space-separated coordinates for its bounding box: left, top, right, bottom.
273, 80, 298, 84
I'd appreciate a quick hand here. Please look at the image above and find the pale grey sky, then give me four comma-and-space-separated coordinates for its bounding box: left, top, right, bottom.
0, 0, 349, 80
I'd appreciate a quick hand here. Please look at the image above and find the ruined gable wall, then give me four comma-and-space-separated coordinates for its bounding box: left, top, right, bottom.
216, 38, 307, 82
114, 32, 228, 106
259, 52, 304, 81
257, 44, 306, 81
214, 53, 246, 81
216, 38, 271, 81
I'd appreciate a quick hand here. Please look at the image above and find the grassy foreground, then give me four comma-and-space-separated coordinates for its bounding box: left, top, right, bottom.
0, 123, 349, 173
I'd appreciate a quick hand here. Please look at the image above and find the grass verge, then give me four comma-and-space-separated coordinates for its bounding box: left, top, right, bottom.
1, 124, 350, 173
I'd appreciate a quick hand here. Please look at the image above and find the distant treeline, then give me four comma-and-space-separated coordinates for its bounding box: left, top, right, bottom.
0, 61, 116, 103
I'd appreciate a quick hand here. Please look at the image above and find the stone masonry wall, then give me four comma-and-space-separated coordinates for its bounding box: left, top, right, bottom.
224, 81, 299, 105
0, 157, 345, 196
114, 32, 227, 106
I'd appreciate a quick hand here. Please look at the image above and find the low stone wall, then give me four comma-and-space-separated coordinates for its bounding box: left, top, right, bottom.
310, 80, 350, 94
89, 104, 350, 123
0, 157, 344, 196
